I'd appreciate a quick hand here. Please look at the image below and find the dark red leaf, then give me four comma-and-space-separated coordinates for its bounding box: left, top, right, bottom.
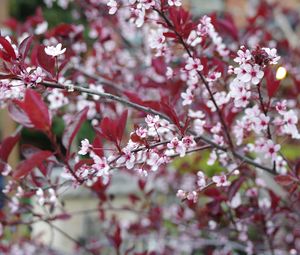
26, 89, 52, 131
124, 92, 144, 105
92, 136, 104, 157
97, 111, 127, 149
18, 35, 33, 60
98, 117, 117, 142
15, 89, 52, 132
108, 225, 122, 251
138, 179, 146, 191
62, 107, 89, 154
204, 187, 222, 199
274, 175, 295, 186
8, 102, 33, 128
58, 57, 70, 73
116, 110, 128, 143
152, 57, 167, 76
74, 159, 94, 172
0, 132, 20, 162
269, 190, 280, 210
265, 68, 281, 98
294, 159, 300, 179
37, 45, 55, 77
228, 177, 245, 201
0, 132, 20, 173
0, 36, 17, 61
0, 73, 15, 79
129, 194, 140, 204
215, 15, 239, 41
160, 100, 181, 130
53, 213, 71, 220
13, 150, 53, 180
163, 32, 177, 39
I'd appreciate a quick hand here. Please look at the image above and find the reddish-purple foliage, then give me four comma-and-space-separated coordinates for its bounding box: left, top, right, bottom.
0, 1, 300, 255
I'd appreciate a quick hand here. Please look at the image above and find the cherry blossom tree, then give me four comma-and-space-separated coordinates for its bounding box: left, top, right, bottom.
0, 0, 300, 254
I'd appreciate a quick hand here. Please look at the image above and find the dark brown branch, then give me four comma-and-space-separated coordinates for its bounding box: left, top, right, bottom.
153, 8, 235, 150
39, 80, 274, 174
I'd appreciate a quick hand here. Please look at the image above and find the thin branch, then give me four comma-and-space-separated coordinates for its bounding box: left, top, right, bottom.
46, 221, 98, 255
153, 8, 235, 150
39, 80, 274, 174
43, 80, 171, 121
257, 84, 276, 173
73, 65, 125, 93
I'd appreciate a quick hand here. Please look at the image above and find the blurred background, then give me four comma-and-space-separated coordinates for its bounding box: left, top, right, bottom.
1, 0, 300, 254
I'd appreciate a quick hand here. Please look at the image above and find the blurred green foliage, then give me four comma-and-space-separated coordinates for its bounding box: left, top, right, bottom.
172, 150, 223, 177
10, 0, 41, 21
281, 144, 300, 160
9, 0, 74, 26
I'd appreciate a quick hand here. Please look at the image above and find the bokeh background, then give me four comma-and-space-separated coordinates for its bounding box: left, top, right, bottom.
1, 0, 300, 254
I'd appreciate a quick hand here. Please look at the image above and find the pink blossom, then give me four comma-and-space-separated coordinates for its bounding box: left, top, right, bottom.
276, 156, 287, 174
234, 46, 252, 64
30, 67, 45, 84
145, 115, 160, 127
211, 123, 221, 134
253, 114, 270, 134
8, 197, 19, 213
166, 67, 174, 79
212, 174, 230, 187
45, 43, 66, 57
116, 148, 136, 169
48, 89, 69, 110
197, 171, 206, 188
91, 153, 110, 175
78, 139, 92, 155
48, 188, 57, 204
187, 30, 202, 47
135, 127, 147, 138
246, 188, 258, 198
167, 137, 186, 157
137, 0, 155, 10
264, 140, 281, 162
207, 150, 217, 166
206, 71, 221, 82
275, 100, 287, 114
107, 0, 118, 15
147, 152, 167, 171
234, 90, 251, 108
181, 88, 194, 106
168, 0, 182, 6
149, 29, 166, 50
193, 119, 206, 135
262, 47, 280, 65
206, 91, 229, 111
213, 134, 224, 146
188, 109, 205, 119
176, 189, 186, 200
185, 57, 203, 74
182, 135, 196, 149
186, 191, 198, 203
233, 120, 245, 146
236, 63, 264, 85
36, 188, 45, 206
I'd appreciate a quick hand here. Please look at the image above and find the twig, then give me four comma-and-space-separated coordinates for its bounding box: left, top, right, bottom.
39, 80, 274, 174
257, 84, 276, 173
153, 8, 235, 150
46, 221, 98, 255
